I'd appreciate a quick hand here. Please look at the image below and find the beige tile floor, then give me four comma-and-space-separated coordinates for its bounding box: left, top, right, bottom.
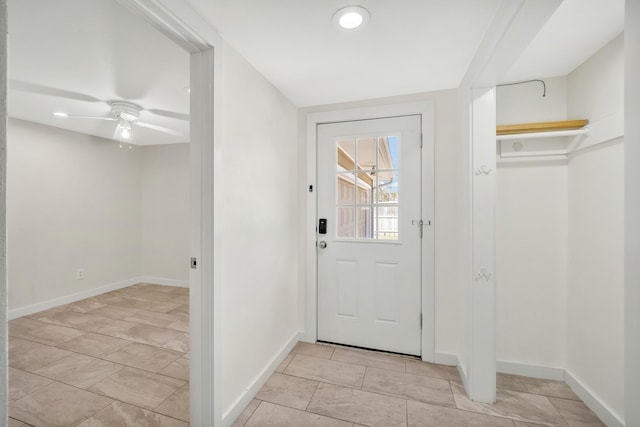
9, 284, 605, 427
8, 283, 190, 427
232, 342, 606, 427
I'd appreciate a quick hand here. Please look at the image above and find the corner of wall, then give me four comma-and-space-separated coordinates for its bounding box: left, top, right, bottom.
0, 0, 8, 419
625, 2, 640, 426
221, 332, 302, 427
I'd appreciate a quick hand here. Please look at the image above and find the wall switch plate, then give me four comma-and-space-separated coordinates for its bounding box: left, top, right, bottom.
76, 269, 85, 280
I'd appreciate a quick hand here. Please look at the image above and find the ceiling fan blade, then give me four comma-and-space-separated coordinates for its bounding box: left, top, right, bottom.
65, 115, 116, 121
135, 121, 183, 136
146, 109, 190, 121
9, 79, 103, 103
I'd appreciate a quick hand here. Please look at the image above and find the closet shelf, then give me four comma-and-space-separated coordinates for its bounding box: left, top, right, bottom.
496, 114, 622, 162
496, 119, 589, 136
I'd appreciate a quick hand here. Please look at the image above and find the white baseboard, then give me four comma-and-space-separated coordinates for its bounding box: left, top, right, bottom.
436, 356, 618, 427
457, 359, 469, 391
221, 331, 303, 427
496, 360, 565, 381
139, 276, 189, 288
433, 352, 458, 366
434, 352, 467, 390
564, 370, 624, 427
8, 277, 142, 320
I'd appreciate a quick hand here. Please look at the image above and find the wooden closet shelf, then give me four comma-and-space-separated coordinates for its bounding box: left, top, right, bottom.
496, 119, 589, 136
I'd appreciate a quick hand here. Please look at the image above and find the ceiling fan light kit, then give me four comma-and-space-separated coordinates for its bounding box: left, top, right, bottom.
50, 99, 182, 144
109, 100, 141, 122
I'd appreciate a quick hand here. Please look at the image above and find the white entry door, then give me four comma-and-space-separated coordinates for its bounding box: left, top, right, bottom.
317, 115, 422, 356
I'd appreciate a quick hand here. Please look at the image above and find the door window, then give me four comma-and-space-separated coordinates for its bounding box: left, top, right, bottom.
335, 136, 400, 240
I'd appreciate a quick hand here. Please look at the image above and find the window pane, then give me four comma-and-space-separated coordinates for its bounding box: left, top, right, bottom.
377, 206, 398, 240
337, 207, 355, 238
337, 139, 356, 171
357, 138, 377, 171
357, 207, 373, 239
386, 136, 400, 169
335, 134, 401, 242
377, 171, 399, 203
355, 172, 374, 205
336, 173, 356, 205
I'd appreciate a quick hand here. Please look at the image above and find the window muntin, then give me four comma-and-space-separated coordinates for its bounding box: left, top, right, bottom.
335, 136, 399, 241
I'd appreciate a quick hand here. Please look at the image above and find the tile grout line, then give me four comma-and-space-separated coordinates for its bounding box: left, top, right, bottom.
294, 351, 414, 375
58, 373, 189, 423
10, 333, 188, 381
15, 309, 189, 348
547, 395, 583, 427
448, 383, 573, 426
9, 285, 191, 426
13, 297, 190, 345
303, 381, 321, 412
405, 393, 409, 427
360, 366, 367, 390
70, 397, 115, 427
267, 399, 370, 426
238, 399, 262, 427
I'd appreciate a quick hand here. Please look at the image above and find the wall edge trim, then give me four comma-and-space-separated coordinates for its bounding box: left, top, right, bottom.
496, 360, 564, 381
139, 276, 189, 288
434, 352, 459, 366
221, 331, 303, 427
8, 276, 144, 319
564, 369, 624, 427
440, 356, 619, 427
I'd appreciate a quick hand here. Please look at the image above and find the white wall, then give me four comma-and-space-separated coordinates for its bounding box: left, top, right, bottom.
7, 119, 191, 314
220, 43, 299, 421
456, 87, 471, 385
626, 2, 640, 426
566, 35, 624, 422
299, 89, 465, 363
495, 77, 568, 369
7, 119, 142, 310
497, 77, 567, 124
495, 163, 567, 368
141, 143, 189, 282
1, 0, 8, 419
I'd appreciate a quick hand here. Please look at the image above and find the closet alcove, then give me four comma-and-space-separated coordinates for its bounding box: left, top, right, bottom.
494, 53, 624, 423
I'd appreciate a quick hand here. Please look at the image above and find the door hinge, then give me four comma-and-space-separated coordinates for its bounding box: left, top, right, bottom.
420, 313, 423, 329
420, 133, 424, 148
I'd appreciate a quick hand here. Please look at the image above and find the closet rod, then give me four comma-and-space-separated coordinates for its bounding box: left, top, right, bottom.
497, 127, 590, 141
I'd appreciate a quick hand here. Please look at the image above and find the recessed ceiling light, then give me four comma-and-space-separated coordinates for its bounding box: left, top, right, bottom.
53, 112, 68, 118
333, 6, 370, 30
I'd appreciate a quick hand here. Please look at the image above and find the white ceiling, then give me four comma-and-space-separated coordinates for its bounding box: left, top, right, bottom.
187, 0, 624, 107
503, 0, 625, 82
187, 0, 503, 107
8, 0, 190, 146
6, 0, 625, 144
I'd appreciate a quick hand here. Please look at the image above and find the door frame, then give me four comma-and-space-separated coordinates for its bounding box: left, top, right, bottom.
305, 101, 435, 361
114, 1, 223, 425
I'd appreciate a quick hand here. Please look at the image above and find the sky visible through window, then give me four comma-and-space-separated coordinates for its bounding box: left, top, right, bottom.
387, 136, 399, 195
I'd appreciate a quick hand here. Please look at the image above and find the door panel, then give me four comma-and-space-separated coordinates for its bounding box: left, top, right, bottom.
317, 115, 422, 355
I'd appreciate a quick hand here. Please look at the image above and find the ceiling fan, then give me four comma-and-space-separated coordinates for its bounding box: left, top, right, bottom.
53, 100, 183, 141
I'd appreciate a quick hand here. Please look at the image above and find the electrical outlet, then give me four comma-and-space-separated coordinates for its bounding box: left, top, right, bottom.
76, 269, 85, 280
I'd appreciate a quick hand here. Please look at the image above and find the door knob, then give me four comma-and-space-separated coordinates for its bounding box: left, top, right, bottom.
318, 241, 327, 249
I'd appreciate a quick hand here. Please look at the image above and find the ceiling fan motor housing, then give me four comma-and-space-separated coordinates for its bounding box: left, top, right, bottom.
109, 100, 141, 122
